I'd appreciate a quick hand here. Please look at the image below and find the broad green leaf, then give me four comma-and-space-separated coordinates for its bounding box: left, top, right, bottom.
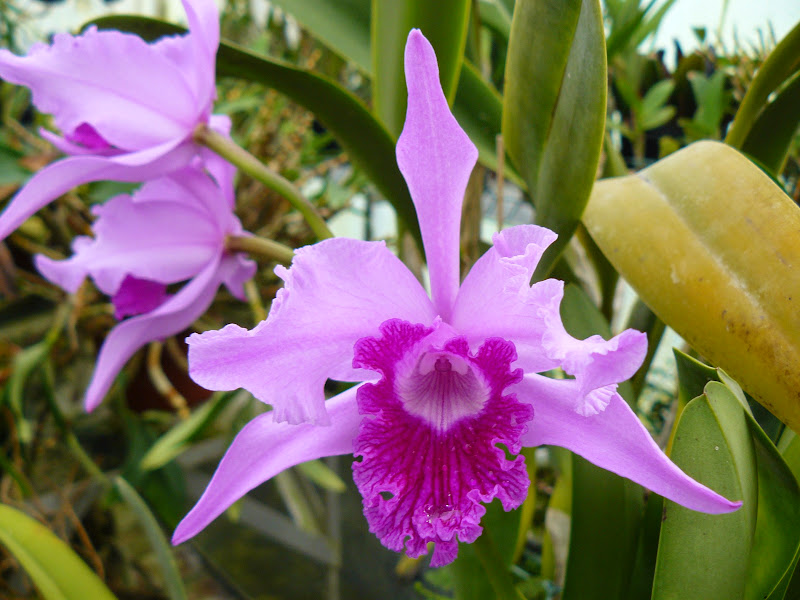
583, 141, 800, 434
725, 19, 800, 148
0, 504, 118, 600
372, 0, 471, 136
114, 477, 186, 600
270, 0, 371, 72
639, 105, 675, 132
674, 356, 800, 600
88, 15, 421, 242
503, 0, 607, 277
741, 70, 800, 176
652, 383, 757, 600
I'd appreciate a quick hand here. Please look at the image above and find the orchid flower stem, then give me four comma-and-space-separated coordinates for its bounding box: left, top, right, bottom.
472, 531, 526, 600
193, 124, 333, 240
225, 234, 295, 265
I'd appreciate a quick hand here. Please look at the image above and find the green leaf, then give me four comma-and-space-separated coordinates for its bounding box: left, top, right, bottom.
741, 70, 800, 176
113, 477, 187, 600
640, 79, 674, 115
562, 455, 644, 600
673, 357, 800, 600
652, 383, 757, 600
0, 504, 118, 600
453, 61, 524, 187
725, 19, 800, 148
4, 340, 50, 444
478, 0, 513, 42
87, 15, 421, 242
371, 0, 471, 136
503, 0, 607, 277
584, 141, 800, 434
139, 391, 230, 471
295, 459, 347, 492
639, 105, 675, 131
270, 0, 371, 72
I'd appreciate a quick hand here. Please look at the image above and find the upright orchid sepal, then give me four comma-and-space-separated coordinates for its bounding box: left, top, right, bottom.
173, 30, 741, 565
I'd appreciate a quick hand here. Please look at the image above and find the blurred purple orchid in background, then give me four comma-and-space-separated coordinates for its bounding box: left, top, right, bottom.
172, 30, 740, 566
36, 159, 255, 411
0, 0, 233, 240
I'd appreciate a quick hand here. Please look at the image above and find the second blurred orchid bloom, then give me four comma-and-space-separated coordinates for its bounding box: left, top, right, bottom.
172, 30, 741, 566
36, 162, 255, 411
0, 0, 233, 241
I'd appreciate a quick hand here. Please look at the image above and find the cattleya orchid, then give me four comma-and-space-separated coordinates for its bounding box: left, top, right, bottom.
172, 31, 740, 566
36, 160, 255, 411
0, 0, 232, 241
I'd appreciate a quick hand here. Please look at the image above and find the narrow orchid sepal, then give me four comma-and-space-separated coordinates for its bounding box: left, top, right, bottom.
396, 29, 478, 321
516, 374, 742, 513
172, 385, 361, 545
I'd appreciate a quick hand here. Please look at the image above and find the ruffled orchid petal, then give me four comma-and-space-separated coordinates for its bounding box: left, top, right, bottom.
396, 29, 478, 321
0, 27, 197, 150
516, 374, 742, 513
187, 238, 436, 426
111, 276, 168, 319
0, 143, 196, 241
84, 252, 236, 411
352, 319, 532, 567
452, 225, 563, 372
539, 286, 648, 400
172, 385, 361, 545
35, 190, 220, 296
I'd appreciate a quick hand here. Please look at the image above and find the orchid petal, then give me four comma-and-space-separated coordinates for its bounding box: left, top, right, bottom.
84, 252, 230, 411
172, 385, 361, 545
516, 374, 742, 513
0, 144, 195, 241
452, 224, 563, 372
35, 191, 220, 295
540, 289, 648, 395
187, 238, 436, 425
396, 30, 478, 321
0, 27, 198, 150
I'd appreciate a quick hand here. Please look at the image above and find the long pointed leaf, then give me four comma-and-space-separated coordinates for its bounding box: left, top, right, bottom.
0, 504, 118, 600
503, 0, 607, 277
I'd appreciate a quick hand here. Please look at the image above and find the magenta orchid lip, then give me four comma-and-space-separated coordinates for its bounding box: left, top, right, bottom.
172, 29, 740, 566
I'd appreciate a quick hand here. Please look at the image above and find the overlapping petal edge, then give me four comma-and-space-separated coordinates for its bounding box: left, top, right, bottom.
35, 165, 255, 411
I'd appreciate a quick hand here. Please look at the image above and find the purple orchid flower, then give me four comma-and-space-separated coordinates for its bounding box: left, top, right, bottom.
171, 30, 741, 566
0, 0, 233, 241
36, 159, 255, 411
